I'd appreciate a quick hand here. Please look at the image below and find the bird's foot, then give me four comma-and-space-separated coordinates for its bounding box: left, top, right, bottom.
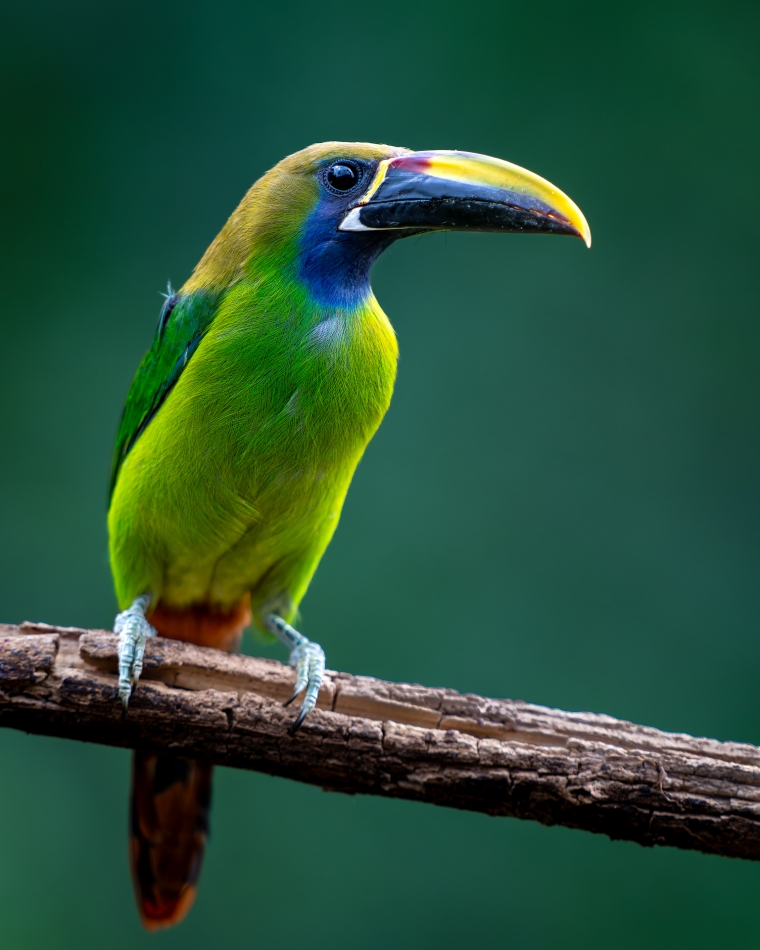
114, 594, 156, 711
264, 613, 325, 735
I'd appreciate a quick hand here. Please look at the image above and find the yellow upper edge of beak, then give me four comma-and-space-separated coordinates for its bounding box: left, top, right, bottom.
361, 150, 592, 248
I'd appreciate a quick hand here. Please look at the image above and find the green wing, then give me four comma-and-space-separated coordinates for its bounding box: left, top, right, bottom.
109, 289, 220, 498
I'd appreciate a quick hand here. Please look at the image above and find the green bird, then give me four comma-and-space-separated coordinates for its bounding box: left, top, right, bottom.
108, 141, 590, 929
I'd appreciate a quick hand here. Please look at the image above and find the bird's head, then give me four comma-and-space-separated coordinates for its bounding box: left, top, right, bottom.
184, 142, 590, 305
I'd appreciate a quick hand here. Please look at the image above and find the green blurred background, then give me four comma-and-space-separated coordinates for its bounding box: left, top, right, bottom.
2, 0, 759, 945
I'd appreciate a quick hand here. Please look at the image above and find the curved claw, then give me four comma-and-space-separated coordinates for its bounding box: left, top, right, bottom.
288, 707, 310, 736
284, 661, 310, 707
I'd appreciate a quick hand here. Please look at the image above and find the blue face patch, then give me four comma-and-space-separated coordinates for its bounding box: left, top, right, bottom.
298, 160, 397, 307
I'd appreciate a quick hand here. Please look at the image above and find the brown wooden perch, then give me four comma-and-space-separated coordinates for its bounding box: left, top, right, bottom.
2, 620, 760, 861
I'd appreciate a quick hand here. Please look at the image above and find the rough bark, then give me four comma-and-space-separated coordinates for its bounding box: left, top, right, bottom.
2, 620, 760, 861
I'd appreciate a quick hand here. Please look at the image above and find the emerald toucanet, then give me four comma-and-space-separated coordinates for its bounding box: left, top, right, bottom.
108, 142, 590, 929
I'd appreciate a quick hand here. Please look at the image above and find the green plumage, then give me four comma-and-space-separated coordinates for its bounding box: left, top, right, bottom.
109, 289, 220, 497
108, 143, 400, 627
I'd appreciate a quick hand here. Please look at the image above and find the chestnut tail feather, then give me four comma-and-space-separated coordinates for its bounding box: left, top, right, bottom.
130, 752, 213, 931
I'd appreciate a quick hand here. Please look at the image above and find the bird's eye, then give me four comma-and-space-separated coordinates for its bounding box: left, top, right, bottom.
324, 162, 361, 194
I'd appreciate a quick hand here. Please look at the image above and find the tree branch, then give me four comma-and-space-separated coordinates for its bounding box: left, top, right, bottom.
2, 620, 760, 861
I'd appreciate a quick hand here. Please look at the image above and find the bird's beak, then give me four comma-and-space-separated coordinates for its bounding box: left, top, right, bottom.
339, 150, 591, 248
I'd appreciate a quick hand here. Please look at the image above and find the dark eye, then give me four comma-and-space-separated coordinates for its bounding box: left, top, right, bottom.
324, 162, 361, 194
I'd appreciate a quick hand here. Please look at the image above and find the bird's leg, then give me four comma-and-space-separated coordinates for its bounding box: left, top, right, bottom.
263, 613, 325, 735
114, 594, 156, 711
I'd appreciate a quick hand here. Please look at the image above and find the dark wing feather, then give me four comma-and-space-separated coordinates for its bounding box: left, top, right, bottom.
109, 289, 220, 498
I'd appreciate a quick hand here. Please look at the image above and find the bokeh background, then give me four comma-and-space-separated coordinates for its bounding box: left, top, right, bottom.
2, 0, 759, 946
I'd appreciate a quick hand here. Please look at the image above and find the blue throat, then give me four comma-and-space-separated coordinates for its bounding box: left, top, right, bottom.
298, 199, 396, 308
